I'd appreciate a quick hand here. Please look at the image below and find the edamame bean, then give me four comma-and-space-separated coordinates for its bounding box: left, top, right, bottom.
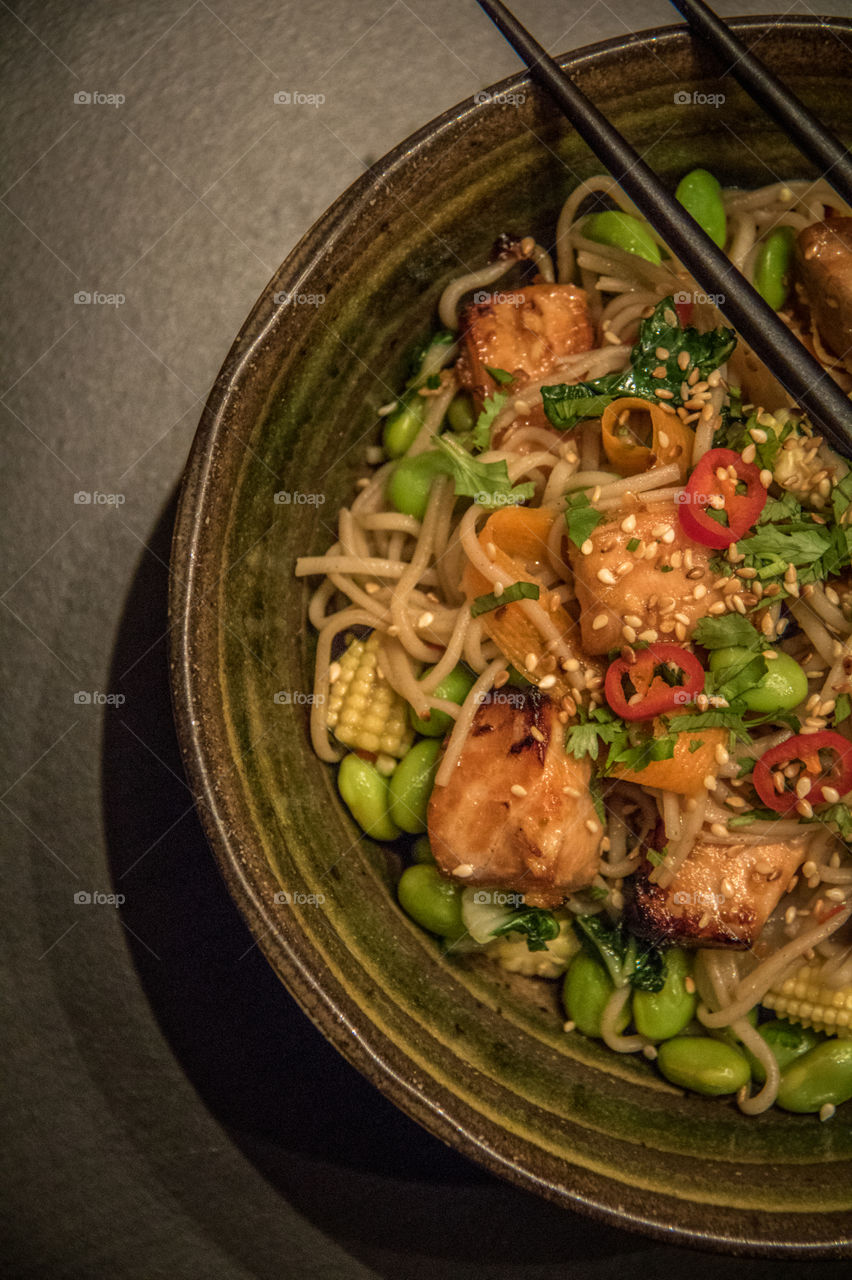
675, 168, 727, 249
754, 225, 796, 311
447, 393, 475, 436
388, 738, 442, 834
411, 835, 436, 864
582, 210, 662, 265
562, 952, 630, 1038
632, 947, 697, 1041
709, 646, 808, 714
742, 1019, 822, 1086
656, 1036, 750, 1096
338, 754, 400, 840
383, 395, 425, 458
397, 863, 464, 937
776, 1038, 852, 1113
387, 451, 447, 519
410, 664, 476, 737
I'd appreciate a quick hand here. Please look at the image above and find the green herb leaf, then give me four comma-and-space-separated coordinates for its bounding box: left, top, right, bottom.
811, 803, 852, 842
484, 365, 514, 385
714, 410, 795, 471
833, 693, 851, 728
490, 906, 560, 952
470, 581, 540, 618
541, 297, 735, 428
728, 807, 781, 829
573, 914, 665, 992
626, 537, 640, 552
458, 390, 509, 452
564, 491, 606, 548
431, 433, 534, 506
832, 472, 852, 528
693, 615, 763, 651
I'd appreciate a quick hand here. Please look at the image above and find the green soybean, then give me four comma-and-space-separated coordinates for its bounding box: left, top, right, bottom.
410, 664, 477, 737
776, 1038, 852, 1113
562, 952, 630, 1038
338, 754, 400, 840
397, 863, 464, 937
388, 738, 442, 834
743, 1019, 822, 1086
675, 168, 727, 249
447, 392, 475, 436
582, 210, 662, 265
709, 646, 808, 714
387, 451, 447, 520
657, 1036, 750, 1096
383, 395, 425, 458
411, 835, 436, 864
632, 948, 697, 1041
754, 225, 796, 311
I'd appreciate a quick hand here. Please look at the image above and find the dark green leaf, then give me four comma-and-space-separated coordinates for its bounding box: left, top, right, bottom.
484, 365, 514, 385
564, 491, 606, 548
573, 914, 665, 992
490, 906, 560, 952
431, 433, 534, 506
693, 615, 763, 651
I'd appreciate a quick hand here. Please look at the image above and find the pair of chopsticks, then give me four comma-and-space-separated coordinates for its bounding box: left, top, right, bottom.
475, 0, 852, 456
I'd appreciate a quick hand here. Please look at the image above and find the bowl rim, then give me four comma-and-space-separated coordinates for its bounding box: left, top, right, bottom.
169, 15, 852, 1258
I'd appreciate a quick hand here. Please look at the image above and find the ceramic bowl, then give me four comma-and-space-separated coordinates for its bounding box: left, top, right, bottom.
170, 17, 852, 1256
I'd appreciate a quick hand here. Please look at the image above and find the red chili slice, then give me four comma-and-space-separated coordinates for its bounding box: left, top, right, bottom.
604, 643, 705, 721
678, 447, 767, 550
674, 296, 694, 327
752, 730, 852, 814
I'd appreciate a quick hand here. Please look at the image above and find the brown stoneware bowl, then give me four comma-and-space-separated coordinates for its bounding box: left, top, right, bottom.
170, 17, 852, 1256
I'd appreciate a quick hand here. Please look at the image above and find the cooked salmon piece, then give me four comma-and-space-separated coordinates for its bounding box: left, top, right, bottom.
456, 283, 594, 404
795, 217, 852, 373
625, 836, 808, 949
566, 501, 729, 655
427, 691, 602, 907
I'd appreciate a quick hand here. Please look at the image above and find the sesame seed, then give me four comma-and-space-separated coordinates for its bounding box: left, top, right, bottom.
658, 430, 670, 448
387, 625, 399, 636
581, 539, 594, 556
715, 743, 730, 765
638, 629, 659, 643
698, 913, 712, 929
621, 513, 637, 533
622, 625, 637, 644
563, 785, 582, 798
644, 541, 659, 560
750, 427, 768, 443
563, 657, 580, 672
493, 582, 504, 597
685, 976, 696, 994
826, 887, 847, 903
597, 567, 617, 585
670, 550, 683, 569
822, 786, 841, 804
651, 524, 668, 539
592, 614, 609, 631
674, 611, 691, 626
486, 542, 498, 558
652, 365, 668, 379
704, 774, 717, 791
524, 652, 538, 671
656, 346, 670, 361
510, 784, 528, 798
453, 864, 474, 878
538, 673, 557, 690
820, 1103, 836, 1122
585, 818, 599, 834
759, 468, 773, 489
710, 822, 727, 837
708, 601, 727, 615
364, 581, 380, 594
655, 388, 674, 399
418, 611, 434, 628
563, 1020, 576, 1032
642, 1044, 658, 1060
741, 443, 757, 464
591, 486, 601, 502
795, 799, 814, 818
692, 583, 708, 600
529, 726, 546, 743
494, 669, 510, 688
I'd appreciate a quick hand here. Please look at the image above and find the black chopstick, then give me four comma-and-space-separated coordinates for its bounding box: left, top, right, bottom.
474, 0, 852, 457
670, 0, 852, 210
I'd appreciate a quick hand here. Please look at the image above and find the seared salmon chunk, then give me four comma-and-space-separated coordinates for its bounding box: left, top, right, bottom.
566, 501, 729, 656
457, 283, 594, 403
427, 691, 602, 907
626, 836, 808, 949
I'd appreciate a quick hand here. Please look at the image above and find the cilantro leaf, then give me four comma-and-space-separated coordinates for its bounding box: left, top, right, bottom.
811, 803, 852, 842
484, 365, 514, 386
714, 410, 795, 471
564, 491, 606, 548
430, 434, 534, 506
833, 693, 851, 728
456, 390, 508, 452
565, 720, 603, 762
723, 491, 852, 593
541, 296, 736, 428
490, 906, 560, 952
832, 472, 852, 528
693, 615, 763, 651
470, 581, 540, 617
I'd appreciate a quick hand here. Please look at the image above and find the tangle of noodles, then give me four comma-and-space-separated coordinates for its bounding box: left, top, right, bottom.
296, 175, 852, 1118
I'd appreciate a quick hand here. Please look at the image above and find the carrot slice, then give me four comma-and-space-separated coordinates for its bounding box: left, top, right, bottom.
601, 396, 694, 481
608, 718, 727, 796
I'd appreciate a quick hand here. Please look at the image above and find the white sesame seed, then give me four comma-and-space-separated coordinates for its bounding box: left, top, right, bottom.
621, 513, 637, 533
638, 629, 659, 643
826, 887, 847, 903
710, 822, 727, 837
581, 539, 594, 556
418, 611, 434, 628
510, 784, 528, 798
530, 726, 545, 742
759, 468, 773, 489
585, 818, 599, 834
715, 743, 729, 765
524, 651, 538, 671
597, 567, 617, 585
822, 786, 841, 804
820, 1103, 836, 1122
592, 614, 609, 631
704, 774, 717, 791
493, 582, 504, 597
453, 864, 474, 878
538, 674, 557, 690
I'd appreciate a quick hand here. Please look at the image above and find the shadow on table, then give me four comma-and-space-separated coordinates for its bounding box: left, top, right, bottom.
99, 490, 763, 1279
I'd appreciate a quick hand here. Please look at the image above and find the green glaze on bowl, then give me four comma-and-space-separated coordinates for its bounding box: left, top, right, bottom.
170, 18, 852, 1256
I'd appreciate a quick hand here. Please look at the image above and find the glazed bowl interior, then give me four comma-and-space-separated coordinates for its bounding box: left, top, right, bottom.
171, 18, 852, 1256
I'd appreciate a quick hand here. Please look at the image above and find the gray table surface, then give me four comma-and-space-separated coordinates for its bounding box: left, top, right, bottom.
3, 1, 852, 1276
